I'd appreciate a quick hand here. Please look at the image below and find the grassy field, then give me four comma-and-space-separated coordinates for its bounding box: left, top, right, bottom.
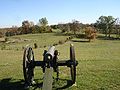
0, 33, 70, 50
0, 33, 120, 90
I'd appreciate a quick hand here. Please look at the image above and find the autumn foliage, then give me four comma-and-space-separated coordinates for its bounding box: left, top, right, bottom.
85, 26, 97, 42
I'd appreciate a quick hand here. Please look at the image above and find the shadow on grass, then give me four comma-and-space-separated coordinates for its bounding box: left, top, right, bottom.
72, 40, 90, 43
0, 78, 43, 90
0, 78, 24, 90
55, 79, 73, 90
32, 82, 43, 90
0, 78, 74, 90
53, 33, 72, 36
97, 35, 120, 40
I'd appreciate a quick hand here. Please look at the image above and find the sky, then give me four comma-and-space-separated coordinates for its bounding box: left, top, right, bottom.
0, 0, 119, 28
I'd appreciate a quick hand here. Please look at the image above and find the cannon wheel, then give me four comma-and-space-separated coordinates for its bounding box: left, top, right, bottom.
23, 46, 34, 86
70, 44, 76, 84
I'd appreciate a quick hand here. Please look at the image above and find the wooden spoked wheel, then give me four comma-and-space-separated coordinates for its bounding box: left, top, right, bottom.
23, 46, 34, 86
70, 44, 76, 84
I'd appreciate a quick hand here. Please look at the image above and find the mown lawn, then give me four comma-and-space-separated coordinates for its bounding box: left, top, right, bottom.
0, 33, 120, 90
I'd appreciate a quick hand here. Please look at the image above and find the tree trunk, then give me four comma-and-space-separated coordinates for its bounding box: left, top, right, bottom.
108, 29, 112, 39
74, 31, 76, 35
105, 30, 108, 38
105, 33, 107, 37
108, 34, 111, 38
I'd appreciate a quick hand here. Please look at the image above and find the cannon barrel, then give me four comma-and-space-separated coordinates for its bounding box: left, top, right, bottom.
44, 46, 55, 67
45, 46, 55, 60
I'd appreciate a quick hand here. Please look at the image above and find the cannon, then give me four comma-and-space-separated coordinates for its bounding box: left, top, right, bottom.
23, 44, 78, 89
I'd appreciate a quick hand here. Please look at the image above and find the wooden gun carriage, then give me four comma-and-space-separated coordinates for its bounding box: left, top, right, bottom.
23, 44, 78, 88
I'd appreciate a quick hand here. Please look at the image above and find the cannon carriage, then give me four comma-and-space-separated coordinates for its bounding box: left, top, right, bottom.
23, 44, 78, 88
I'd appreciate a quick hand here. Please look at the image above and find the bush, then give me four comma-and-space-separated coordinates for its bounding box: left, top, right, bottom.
34, 43, 38, 49
58, 40, 64, 44
43, 45, 46, 48
85, 26, 97, 42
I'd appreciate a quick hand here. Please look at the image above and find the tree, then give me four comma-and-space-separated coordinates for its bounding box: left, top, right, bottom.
38, 17, 48, 32
0, 32, 3, 38
29, 21, 34, 27
71, 20, 81, 35
63, 23, 70, 34
31, 25, 40, 33
107, 16, 117, 38
22, 20, 31, 34
85, 26, 97, 42
50, 25, 58, 29
58, 23, 65, 32
11, 26, 18, 35
17, 27, 23, 35
39, 17, 48, 26
115, 18, 120, 38
96, 16, 116, 38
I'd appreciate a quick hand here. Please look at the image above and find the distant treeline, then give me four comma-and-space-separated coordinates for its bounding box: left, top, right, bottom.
0, 16, 120, 39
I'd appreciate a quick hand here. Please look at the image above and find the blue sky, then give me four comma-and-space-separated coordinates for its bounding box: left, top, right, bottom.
0, 0, 119, 28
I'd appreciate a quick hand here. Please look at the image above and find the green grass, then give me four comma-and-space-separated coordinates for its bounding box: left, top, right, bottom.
0, 34, 120, 90
0, 33, 70, 50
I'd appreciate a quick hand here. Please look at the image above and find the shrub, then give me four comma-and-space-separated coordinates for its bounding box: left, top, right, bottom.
34, 43, 38, 49
58, 40, 64, 44
44, 45, 46, 48
85, 26, 97, 42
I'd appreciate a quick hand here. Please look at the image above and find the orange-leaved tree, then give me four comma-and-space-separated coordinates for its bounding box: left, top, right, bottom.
85, 26, 97, 42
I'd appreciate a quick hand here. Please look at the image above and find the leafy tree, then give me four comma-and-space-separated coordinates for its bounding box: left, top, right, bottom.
38, 17, 48, 32
46, 26, 52, 32
0, 32, 3, 38
31, 25, 40, 33
64, 23, 70, 34
96, 16, 116, 38
22, 20, 31, 34
11, 26, 18, 35
50, 25, 58, 29
115, 18, 120, 38
58, 23, 65, 32
71, 20, 81, 35
39, 17, 48, 27
85, 26, 97, 42
29, 21, 34, 27
17, 27, 23, 35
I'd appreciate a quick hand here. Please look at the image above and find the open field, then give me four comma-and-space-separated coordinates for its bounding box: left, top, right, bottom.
0, 33, 70, 50
0, 33, 120, 90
